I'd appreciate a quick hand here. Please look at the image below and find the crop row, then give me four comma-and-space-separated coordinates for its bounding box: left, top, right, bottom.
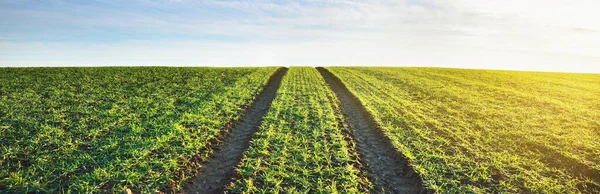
227, 67, 371, 193
327, 67, 600, 193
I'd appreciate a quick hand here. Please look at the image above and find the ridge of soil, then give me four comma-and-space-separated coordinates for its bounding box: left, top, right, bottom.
181, 67, 288, 194
317, 67, 430, 194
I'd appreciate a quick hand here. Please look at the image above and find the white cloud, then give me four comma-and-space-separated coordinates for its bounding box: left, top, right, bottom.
1, 0, 599, 73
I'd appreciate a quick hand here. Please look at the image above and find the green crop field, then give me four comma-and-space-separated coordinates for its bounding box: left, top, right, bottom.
0, 67, 278, 193
327, 67, 600, 193
1, 66, 599, 193
228, 67, 371, 193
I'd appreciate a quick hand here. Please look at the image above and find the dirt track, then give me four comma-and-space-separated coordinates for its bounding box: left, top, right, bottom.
317, 67, 429, 194
182, 67, 287, 194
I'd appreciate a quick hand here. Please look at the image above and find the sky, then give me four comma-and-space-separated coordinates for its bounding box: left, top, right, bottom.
1, 0, 600, 73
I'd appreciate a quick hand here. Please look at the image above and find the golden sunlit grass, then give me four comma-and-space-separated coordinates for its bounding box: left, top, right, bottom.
328, 67, 600, 193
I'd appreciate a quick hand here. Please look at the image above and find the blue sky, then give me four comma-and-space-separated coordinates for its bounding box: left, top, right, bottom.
1, 0, 600, 73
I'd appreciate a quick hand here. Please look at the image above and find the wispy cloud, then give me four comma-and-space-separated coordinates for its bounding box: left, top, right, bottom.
1, 0, 599, 72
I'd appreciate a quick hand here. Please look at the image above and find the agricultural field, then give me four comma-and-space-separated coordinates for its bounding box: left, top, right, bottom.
1, 66, 599, 194
327, 67, 600, 193
0, 67, 278, 193
227, 67, 371, 193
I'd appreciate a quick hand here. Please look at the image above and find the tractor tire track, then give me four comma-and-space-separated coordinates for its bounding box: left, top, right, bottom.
182, 67, 288, 194
317, 67, 430, 194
